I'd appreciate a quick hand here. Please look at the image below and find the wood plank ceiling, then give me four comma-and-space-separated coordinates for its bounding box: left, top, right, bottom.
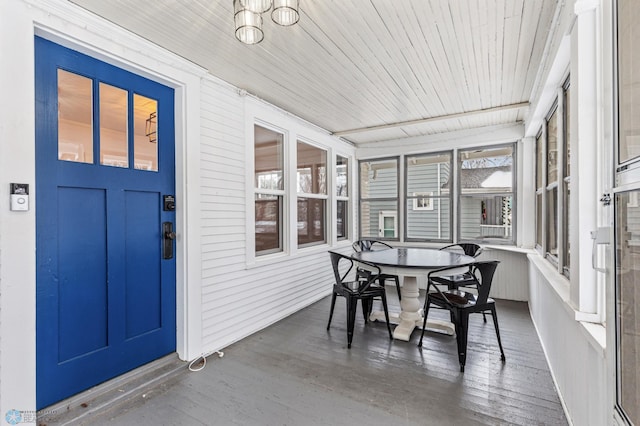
69, 0, 559, 145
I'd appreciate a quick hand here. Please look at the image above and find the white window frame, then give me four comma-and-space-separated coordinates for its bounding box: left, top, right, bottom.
412, 192, 434, 211
335, 153, 350, 241
296, 138, 328, 248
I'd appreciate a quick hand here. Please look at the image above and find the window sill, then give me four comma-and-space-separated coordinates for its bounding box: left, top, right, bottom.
482, 244, 536, 254
247, 240, 352, 269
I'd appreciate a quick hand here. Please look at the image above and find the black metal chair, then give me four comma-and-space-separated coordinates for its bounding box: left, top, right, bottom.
352, 239, 402, 302
418, 260, 505, 372
327, 251, 392, 348
435, 243, 485, 320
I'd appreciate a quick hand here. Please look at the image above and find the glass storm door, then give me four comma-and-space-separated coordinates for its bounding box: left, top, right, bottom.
614, 191, 640, 424
35, 37, 176, 408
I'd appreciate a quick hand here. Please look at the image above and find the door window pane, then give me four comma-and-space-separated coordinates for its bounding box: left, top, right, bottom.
133, 94, 158, 171
615, 191, 640, 425
58, 70, 93, 164
618, 0, 640, 164
99, 83, 128, 168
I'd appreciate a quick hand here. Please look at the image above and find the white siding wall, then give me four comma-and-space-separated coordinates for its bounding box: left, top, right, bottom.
528, 255, 608, 426
198, 78, 353, 353
477, 247, 530, 301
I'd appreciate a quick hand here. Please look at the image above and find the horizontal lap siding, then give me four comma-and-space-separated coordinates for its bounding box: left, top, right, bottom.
199, 79, 333, 352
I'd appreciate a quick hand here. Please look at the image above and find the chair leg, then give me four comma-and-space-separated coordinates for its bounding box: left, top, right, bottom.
393, 276, 402, 301
361, 298, 371, 323
346, 296, 358, 349
482, 311, 487, 323
327, 292, 337, 330
418, 296, 431, 347
380, 292, 393, 339
455, 310, 469, 372
490, 305, 506, 362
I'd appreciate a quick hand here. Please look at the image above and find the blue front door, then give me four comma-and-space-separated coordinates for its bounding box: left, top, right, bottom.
35, 37, 176, 408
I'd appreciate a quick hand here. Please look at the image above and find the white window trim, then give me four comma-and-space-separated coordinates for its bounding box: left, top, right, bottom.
412, 192, 434, 211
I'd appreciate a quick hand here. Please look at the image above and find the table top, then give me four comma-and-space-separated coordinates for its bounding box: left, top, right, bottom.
350, 247, 474, 270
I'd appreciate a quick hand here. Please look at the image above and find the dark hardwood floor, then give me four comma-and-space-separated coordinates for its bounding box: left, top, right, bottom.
88, 292, 568, 425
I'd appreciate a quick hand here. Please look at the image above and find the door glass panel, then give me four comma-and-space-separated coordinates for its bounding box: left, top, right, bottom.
133, 94, 158, 171
615, 191, 640, 425
99, 83, 128, 168
57, 70, 93, 164
618, 0, 640, 164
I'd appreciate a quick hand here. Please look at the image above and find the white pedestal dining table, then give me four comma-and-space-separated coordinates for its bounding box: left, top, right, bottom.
349, 247, 475, 342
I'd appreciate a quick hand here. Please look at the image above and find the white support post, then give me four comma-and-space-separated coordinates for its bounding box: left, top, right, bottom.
572, 0, 600, 321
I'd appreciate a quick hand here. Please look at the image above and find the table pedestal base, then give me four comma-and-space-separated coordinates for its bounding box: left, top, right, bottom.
370, 274, 454, 341
369, 311, 455, 341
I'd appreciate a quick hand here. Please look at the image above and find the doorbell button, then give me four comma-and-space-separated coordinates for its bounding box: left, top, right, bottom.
10, 194, 29, 211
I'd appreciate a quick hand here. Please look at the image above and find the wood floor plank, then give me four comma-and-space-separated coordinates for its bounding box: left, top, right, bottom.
89, 294, 567, 426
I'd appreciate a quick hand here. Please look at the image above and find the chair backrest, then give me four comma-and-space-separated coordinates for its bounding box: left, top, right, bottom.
352, 239, 393, 253
472, 260, 500, 304
329, 250, 381, 293
440, 243, 483, 258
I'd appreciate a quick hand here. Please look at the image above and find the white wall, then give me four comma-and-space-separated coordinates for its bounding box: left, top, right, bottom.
0, 0, 355, 420
198, 79, 355, 352
529, 256, 608, 426
524, 0, 618, 424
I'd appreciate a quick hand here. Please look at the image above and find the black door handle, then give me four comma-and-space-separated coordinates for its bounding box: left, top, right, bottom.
163, 222, 175, 259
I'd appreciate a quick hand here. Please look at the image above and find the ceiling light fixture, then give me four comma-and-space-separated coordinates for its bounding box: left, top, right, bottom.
234, 0, 299, 45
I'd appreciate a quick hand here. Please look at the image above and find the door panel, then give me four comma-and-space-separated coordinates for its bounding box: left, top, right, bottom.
124, 190, 162, 338
57, 187, 109, 361
35, 37, 176, 409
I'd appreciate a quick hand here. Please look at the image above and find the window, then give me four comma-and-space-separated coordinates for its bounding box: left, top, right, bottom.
336, 155, 349, 240
297, 141, 327, 247
254, 125, 284, 255
562, 80, 571, 276
405, 152, 452, 241
458, 145, 515, 243
535, 131, 544, 249
533, 76, 570, 274
546, 104, 559, 259
359, 158, 399, 240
